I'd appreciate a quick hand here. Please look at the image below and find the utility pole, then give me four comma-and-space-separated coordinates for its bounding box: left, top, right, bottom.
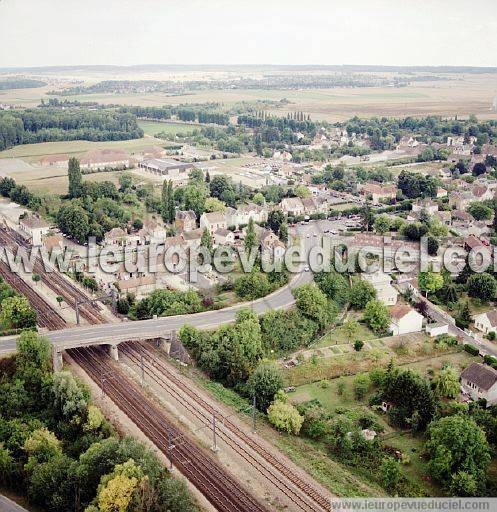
100, 375, 105, 398
140, 354, 145, 387
167, 430, 174, 470
75, 300, 80, 325
252, 395, 257, 433
211, 413, 219, 452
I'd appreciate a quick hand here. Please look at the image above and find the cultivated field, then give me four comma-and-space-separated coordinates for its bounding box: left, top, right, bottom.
2, 71, 497, 121
0, 137, 170, 162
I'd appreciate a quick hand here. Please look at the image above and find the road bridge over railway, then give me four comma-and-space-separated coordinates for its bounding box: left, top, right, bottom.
0, 269, 312, 369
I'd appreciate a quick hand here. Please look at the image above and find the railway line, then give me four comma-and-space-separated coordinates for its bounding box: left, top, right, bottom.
120, 341, 331, 512
0, 261, 67, 330
69, 345, 269, 512
0, 225, 106, 325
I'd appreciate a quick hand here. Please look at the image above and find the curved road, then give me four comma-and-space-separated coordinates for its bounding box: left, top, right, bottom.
0, 232, 317, 354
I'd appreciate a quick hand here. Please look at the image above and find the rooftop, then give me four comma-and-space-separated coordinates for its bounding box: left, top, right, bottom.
461, 363, 497, 391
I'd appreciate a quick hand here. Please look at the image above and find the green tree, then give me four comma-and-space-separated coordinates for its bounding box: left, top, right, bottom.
293, 283, 336, 328
183, 184, 206, 217
379, 457, 402, 493
349, 280, 376, 309
68, 157, 82, 198
200, 228, 213, 252
434, 366, 460, 399
467, 273, 497, 302
373, 214, 391, 234
294, 185, 310, 198
343, 319, 360, 343
426, 415, 491, 495
252, 192, 265, 206
0, 295, 36, 329
56, 203, 90, 243
363, 299, 390, 334
468, 203, 492, 221
204, 197, 226, 213
247, 362, 283, 412
267, 400, 304, 435
353, 373, 370, 400
234, 271, 271, 300
456, 300, 472, 329
418, 270, 444, 297
244, 217, 257, 252
161, 180, 175, 224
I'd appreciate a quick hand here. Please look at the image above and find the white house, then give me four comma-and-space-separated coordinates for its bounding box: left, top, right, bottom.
473, 310, 497, 335
214, 228, 235, 246
225, 203, 268, 229
280, 197, 304, 216
389, 304, 424, 335
461, 363, 497, 406
19, 215, 51, 246
411, 199, 438, 215
426, 322, 450, 337
199, 211, 227, 235
361, 272, 398, 306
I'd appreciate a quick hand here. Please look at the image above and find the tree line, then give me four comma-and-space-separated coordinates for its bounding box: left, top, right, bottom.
0, 108, 143, 151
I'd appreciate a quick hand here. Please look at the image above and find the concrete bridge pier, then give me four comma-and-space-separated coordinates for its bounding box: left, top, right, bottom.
52, 346, 63, 372
158, 331, 176, 355
108, 344, 119, 361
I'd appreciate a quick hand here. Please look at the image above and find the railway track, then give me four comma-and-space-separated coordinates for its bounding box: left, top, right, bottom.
70, 345, 269, 512
120, 341, 331, 512
0, 261, 67, 330
0, 225, 106, 325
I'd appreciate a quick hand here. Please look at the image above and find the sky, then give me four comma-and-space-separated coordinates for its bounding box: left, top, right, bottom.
1, 0, 497, 68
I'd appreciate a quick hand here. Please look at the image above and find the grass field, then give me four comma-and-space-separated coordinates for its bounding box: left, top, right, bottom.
138, 120, 198, 137
288, 349, 476, 496
0, 137, 171, 162
3, 71, 497, 121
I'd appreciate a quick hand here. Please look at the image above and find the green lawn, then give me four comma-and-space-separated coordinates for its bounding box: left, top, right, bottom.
313, 321, 376, 349
138, 120, 198, 137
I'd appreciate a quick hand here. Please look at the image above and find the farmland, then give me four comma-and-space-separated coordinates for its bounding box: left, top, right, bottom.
2, 70, 497, 122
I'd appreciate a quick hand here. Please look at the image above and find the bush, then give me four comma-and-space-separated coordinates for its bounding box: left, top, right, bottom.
267, 400, 304, 435
353, 374, 370, 401
464, 344, 480, 356
483, 355, 497, 369
487, 331, 496, 341
354, 340, 364, 352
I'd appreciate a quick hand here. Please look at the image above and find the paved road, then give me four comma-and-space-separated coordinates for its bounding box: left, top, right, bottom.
0, 496, 29, 512
0, 232, 319, 354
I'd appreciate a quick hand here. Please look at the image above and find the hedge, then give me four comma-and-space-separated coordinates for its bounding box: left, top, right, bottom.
464, 344, 480, 356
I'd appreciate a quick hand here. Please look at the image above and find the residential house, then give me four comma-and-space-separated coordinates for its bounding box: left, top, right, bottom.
19, 215, 51, 246
461, 363, 497, 406
200, 211, 227, 235
115, 275, 156, 297
214, 228, 235, 246
175, 210, 197, 232
449, 191, 473, 211
436, 187, 448, 198
389, 304, 424, 335
225, 203, 268, 229
473, 310, 497, 335
280, 197, 305, 217
183, 228, 203, 250
412, 199, 438, 215
138, 218, 168, 245
104, 228, 141, 248
361, 272, 398, 306
359, 184, 397, 205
